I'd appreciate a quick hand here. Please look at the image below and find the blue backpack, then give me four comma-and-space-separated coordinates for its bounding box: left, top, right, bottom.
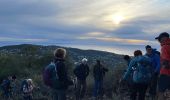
43, 62, 60, 88
20, 79, 29, 92
132, 56, 153, 84
1, 79, 11, 92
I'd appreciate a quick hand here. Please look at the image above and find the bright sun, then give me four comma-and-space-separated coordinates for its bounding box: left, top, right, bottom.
113, 15, 124, 25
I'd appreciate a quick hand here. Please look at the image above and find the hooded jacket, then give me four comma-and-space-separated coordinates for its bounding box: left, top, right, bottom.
145, 49, 160, 73
160, 38, 170, 76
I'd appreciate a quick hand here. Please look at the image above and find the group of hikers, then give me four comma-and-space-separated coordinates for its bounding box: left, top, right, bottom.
0, 32, 170, 100
43, 48, 109, 100
0, 47, 109, 100
120, 32, 170, 100
0, 75, 34, 100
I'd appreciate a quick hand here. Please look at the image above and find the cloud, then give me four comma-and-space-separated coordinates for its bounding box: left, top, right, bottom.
0, 37, 47, 42
0, 0, 170, 54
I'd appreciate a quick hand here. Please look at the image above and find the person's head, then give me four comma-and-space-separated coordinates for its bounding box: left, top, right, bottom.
12, 75, 16, 81
134, 50, 142, 57
145, 45, 152, 55
123, 55, 130, 61
54, 48, 67, 59
81, 58, 88, 64
155, 32, 169, 43
27, 79, 33, 85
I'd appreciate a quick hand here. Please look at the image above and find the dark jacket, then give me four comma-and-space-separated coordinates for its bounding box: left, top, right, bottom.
93, 64, 108, 81
54, 58, 73, 90
74, 63, 89, 80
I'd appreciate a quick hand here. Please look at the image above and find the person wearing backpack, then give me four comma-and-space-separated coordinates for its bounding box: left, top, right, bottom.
11, 75, 18, 97
122, 55, 133, 96
122, 50, 153, 100
93, 60, 108, 100
74, 58, 89, 100
155, 32, 170, 100
145, 45, 160, 99
0, 76, 13, 99
43, 48, 73, 100
21, 79, 34, 100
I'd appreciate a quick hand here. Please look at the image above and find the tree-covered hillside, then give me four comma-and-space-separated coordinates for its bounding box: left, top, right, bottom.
0, 44, 127, 99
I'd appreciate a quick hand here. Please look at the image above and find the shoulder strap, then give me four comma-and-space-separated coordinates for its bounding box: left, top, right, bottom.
52, 61, 59, 79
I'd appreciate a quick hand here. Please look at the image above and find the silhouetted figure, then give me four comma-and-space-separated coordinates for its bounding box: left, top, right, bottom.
93, 60, 108, 100
155, 32, 170, 100
21, 79, 34, 100
43, 48, 73, 100
122, 50, 153, 100
145, 45, 160, 100
74, 58, 89, 100
0, 76, 13, 100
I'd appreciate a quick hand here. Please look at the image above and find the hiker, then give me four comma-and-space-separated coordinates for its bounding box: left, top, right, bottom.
155, 32, 170, 100
21, 79, 34, 100
11, 75, 18, 97
124, 55, 131, 66
43, 48, 73, 100
122, 55, 133, 96
0, 76, 13, 99
122, 50, 153, 100
145, 45, 160, 99
93, 60, 108, 100
74, 58, 90, 100
123, 55, 133, 84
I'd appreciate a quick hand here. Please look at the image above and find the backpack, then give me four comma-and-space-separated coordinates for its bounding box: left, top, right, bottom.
20, 79, 29, 93
43, 62, 60, 88
1, 79, 11, 92
132, 56, 153, 84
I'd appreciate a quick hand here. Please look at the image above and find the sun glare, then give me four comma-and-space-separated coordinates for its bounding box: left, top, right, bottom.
113, 15, 125, 25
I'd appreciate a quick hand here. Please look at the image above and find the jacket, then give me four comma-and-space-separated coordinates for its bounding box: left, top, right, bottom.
54, 58, 73, 90
93, 64, 108, 81
145, 49, 160, 73
74, 63, 89, 80
123, 55, 153, 83
160, 39, 170, 76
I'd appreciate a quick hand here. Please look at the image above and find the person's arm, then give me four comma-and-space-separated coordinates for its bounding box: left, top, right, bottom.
123, 59, 136, 80
161, 45, 170, 68
155, 54, 160, 73
86, 65, 90, 77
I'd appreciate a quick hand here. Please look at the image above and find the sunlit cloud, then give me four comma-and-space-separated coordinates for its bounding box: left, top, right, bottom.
78, 36, 157, 45
86, 32, 106, 36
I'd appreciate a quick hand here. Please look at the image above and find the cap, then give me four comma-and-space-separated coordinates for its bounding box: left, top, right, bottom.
145, 45, 152, 49
155, 32, 169, 41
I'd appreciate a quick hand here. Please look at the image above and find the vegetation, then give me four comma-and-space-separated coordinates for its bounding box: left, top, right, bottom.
0, 44, 127, 99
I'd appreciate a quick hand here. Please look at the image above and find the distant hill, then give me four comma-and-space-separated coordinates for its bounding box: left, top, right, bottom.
0, 44, 125, 68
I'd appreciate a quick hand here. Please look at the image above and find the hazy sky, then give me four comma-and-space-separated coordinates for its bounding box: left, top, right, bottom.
0, 0, 170, 55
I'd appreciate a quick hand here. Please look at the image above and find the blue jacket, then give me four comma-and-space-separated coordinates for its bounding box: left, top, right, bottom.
145, 49, 160, 73
123, 57, 138, 81
123, 55, 153, 83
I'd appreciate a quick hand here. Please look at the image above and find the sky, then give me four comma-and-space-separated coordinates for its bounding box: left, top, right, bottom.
0, 0, 170, 55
